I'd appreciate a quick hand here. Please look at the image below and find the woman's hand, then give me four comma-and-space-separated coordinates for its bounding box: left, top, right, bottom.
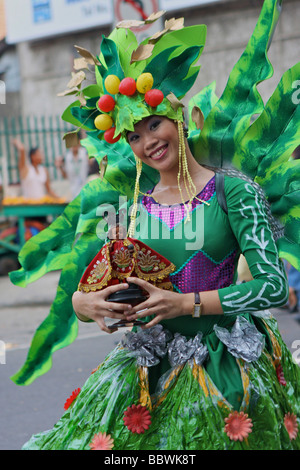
72, 283, 131, 334
124, 277, 194, 328
12, 138, 25, 151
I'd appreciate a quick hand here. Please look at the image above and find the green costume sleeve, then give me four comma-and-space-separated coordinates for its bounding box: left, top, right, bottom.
218, 176, 288, 314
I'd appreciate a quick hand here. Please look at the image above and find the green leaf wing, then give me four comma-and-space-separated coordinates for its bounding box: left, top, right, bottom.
189, 0, 283, 166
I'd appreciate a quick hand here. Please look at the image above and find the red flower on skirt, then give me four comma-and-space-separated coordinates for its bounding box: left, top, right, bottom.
64, 388, 81, 410
284, 412, 298, 440
89, 432, 114, 450
276, 364, 287, 386
224, 411, 253, 442
123, 404, 151, 434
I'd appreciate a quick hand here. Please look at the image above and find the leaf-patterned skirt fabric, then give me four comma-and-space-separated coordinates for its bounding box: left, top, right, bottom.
22, 316, 300, 450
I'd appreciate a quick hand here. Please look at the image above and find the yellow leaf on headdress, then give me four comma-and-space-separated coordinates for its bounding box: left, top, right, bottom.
130, 44, 155, 64
63, 131, 80, 149
67, 71, 86, 89
167, 93, 184, 112
99, 155, 108, 180
145, 11, 166, 24
74, 45, 100, 66
116, 19, 144, 29
191, 106, 204, 130
74, 57, 89, 71
57, 87, 79, 97
165, 17, 184, 31
78, 92, 87, 107
117, 10, 165, 30
149, 17, 184, 42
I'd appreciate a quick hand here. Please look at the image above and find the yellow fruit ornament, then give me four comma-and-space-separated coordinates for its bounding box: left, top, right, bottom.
94, 114, 113, 131
104, 75, 121, 95
136, 73, 154, 94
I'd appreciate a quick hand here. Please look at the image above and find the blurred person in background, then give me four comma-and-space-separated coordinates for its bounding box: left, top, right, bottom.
55, 132, 91, 199
12, 138, 59, 200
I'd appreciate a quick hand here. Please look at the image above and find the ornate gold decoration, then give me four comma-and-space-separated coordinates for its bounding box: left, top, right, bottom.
112, 248, 132, 270
87, 260, 107, 284
137, 250, 160, 272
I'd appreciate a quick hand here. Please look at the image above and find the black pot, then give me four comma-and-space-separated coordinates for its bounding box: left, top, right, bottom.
107, 282, 148, 306
107, 282, 149, 330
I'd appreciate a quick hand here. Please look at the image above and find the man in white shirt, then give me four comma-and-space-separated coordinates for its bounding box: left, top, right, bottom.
55, 140, 89, 199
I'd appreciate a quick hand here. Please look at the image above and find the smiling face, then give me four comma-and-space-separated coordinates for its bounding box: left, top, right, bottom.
127, 116, 180, 173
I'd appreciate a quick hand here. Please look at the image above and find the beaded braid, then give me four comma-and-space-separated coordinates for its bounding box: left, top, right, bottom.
177, 120, 198, 220
128, 154, 143, 238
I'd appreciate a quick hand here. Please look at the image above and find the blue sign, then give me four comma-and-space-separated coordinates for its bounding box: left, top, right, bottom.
32, 0, 52, 23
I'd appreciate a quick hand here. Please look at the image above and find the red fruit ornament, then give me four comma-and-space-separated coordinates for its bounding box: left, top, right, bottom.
145, 89, 164, 107
104, 127, 121, 144
119, 77, 136, 96
98, 95, 115, 113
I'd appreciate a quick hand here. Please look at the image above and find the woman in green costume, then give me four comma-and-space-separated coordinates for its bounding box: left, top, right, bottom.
12, 1, 300, 450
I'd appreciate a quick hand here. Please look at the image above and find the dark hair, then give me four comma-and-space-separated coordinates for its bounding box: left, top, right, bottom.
29, 147, 39, 162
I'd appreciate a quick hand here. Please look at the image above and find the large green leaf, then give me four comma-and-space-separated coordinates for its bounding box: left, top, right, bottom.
145, 25, 206, 69
61, 99, 84, 129
236, 63, 300, 178
100, 36, 125, 82
144, 46, 178, 82
190, 0, 283, 167
188, 82, 218, 134
145, 46, 202, 98
10, 175, 129, 385
70, 106, 98, 131
9, 196, 81, 286
11, 230, 103, 386
108, 27, 138, 78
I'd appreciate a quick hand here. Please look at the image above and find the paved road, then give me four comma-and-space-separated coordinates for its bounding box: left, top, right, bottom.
1, 272, 300, 450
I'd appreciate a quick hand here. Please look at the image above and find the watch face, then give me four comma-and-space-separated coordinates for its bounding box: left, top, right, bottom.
193, 305, 201, 318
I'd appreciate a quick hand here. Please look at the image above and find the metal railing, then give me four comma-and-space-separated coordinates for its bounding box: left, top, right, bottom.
0, 115, 73, 184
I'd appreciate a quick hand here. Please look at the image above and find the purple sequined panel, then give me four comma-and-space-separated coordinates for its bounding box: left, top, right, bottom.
142, 176, 216, 229
170, 249, 237, 293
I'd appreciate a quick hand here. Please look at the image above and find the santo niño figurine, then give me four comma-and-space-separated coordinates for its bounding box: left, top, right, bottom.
77, 213, 176, 329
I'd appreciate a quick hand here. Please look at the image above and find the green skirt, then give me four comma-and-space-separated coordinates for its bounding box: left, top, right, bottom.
23, 313, 300, 450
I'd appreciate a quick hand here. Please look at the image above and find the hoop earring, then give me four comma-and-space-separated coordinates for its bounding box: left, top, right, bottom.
128, 154, 143, 238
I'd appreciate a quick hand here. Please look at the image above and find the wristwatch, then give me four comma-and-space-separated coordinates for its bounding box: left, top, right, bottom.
192, 292, 202, 318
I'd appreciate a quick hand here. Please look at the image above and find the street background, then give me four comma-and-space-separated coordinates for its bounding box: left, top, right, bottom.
1, 271, 300, 450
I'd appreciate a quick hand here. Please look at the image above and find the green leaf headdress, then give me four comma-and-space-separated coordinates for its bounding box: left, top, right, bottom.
60, 12, 206, 147
60, 12, 207, 234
